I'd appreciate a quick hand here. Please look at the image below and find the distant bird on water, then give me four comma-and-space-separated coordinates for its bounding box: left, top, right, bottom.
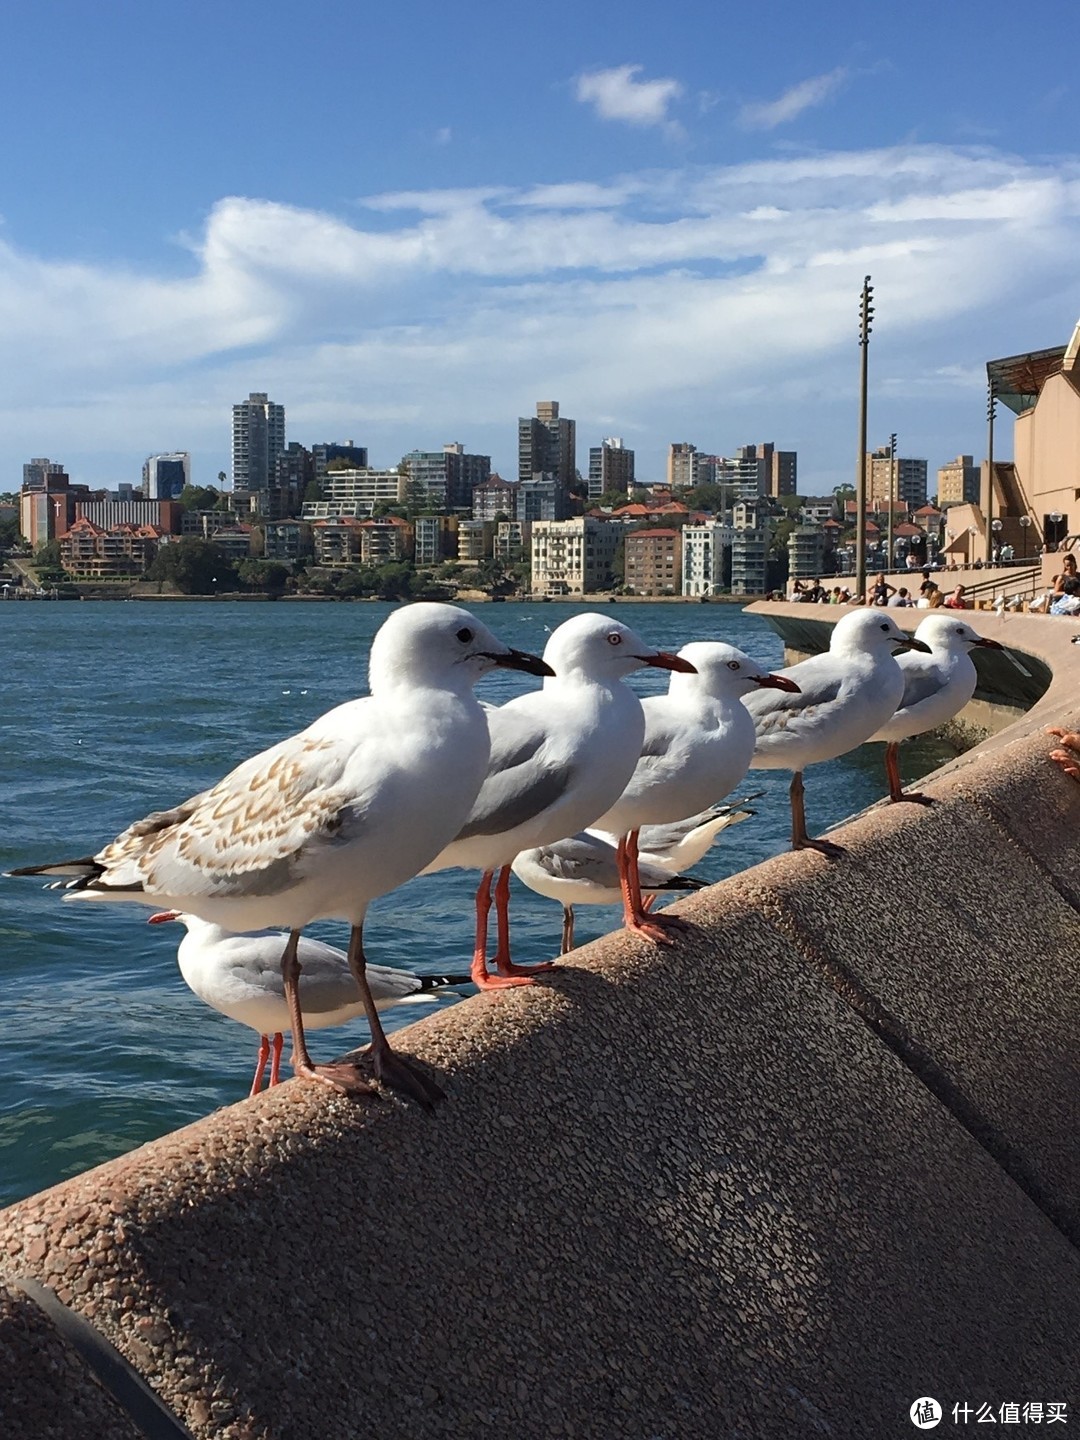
743, 609, 931, 855
868, 614, 1003, 803
149, 911, 472, 1096
9, 603, 551, 1110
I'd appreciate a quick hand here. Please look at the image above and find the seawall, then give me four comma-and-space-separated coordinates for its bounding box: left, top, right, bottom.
3, 609, 1080, 1438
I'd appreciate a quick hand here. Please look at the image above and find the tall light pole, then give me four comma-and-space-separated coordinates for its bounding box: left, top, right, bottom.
856, 276, 873, 603
1019, 513, 1032, 560
888, 431, 897, 574
984, 379, 996, 565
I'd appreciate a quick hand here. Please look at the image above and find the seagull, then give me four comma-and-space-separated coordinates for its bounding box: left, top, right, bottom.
422, 612, 696, 987
513, 801, 754, 953
590, 643, 798, 941
148, 911, 472, 1096
628, 795, 763, 876
743, 609, 931, 855
869, 614, 1003, 802
9, 603, 551, 1109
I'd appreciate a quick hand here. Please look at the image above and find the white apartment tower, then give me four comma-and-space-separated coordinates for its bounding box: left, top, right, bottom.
232, 392, 286, 492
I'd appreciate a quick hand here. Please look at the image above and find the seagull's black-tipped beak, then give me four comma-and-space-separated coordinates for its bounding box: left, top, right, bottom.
893, 636, 932, 654
755, 673, 801, 693
640, 651, 697, 673
491, 648, 555, 678
974, 636, 1004, 649
147, 910, 181, 925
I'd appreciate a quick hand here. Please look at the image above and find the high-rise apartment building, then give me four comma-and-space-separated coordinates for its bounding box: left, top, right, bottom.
142, 452, 190, 500
22, 458, 67, 491
401, 444, 491, 512
936, 455, 981, 507
682, 522, 733, 596
588, 438, 635, 499
518, 401, 575, 487
232, 392, 285, 492
667, 443, 698, 489
623, 528, 682, 595
866, 447, 928, 509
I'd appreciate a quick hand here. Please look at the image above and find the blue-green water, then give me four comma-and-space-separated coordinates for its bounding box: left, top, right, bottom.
0, 599, 952, 1206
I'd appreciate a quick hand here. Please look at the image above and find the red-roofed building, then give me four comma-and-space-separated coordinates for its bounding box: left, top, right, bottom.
624, 527, 682, 595
59, 517, 163, 578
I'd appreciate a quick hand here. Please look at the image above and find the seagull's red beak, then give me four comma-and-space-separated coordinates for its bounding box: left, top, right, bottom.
639, 651, 697, 673
147, 910, 181, 925
755, 673, 801, 692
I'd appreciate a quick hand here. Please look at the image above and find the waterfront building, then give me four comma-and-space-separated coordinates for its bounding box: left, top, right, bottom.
142, 453, 190, 501
205, 524, 255, 562
623, 528, 682, 595
312, 518, 363, 566
401, 444, 491, 512
60, 518, 162, 578
358, 517, 412, 566
530, 516, 619, 596
494, 519, 527, 565
472, 474, 519, 523
519, 401, 575, 488
259, 520, 313, 562
788, 525, 827, 581
588, 438, 635, 499
413, 514, 459, 566
232, 392, 285, 492
730, 502, 770, 595
456, 519, 492, 564
302, 468, 406, 518
682, 522, 733, 596
182, 508, 240, 538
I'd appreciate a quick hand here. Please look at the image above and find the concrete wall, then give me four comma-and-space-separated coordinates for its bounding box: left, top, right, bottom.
3, 608, 1080, 1438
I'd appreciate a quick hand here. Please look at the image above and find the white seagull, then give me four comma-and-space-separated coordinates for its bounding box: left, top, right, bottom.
743, 608, 931, 855
869, 614, 1003, 802
629, 795, 763, 876
10, 603, 551, 1109
423, 612, 696, 986
148, 911, 472, 1096
513, 801, 754, 953
590, 642, 797, 940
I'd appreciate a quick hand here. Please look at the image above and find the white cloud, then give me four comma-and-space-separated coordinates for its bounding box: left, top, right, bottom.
1, 144, 1079, 493
575, 65, 684, 132
739, 68, 848, 130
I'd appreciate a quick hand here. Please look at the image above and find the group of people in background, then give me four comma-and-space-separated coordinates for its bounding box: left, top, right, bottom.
788, 573, 966, 610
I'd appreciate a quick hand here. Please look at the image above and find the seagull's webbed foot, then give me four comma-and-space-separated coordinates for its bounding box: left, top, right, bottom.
493, 957, 558, 978
472, 971, 536, 990
292, 1059, 379, 1097
625, 915, 678, 947
793, 836, 846, 859
370, 1043, 446, 1114
893, 790, 934, 806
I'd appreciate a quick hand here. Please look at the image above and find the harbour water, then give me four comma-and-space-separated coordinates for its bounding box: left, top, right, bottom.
0, 599, 956, 1206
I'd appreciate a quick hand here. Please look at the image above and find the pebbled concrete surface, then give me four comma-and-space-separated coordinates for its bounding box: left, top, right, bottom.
2, 606, 1080, 1439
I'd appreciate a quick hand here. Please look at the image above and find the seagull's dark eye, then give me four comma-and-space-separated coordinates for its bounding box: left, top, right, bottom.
880, 623, 890, 632
607, 632, 623, 646
456, 627, 474, 644
727, 660, 741, 670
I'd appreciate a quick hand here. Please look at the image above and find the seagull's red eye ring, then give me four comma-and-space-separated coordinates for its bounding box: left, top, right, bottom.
607, 632, 623, 646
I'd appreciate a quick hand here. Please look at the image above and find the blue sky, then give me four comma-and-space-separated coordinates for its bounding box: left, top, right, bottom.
2, 0, 1078, 496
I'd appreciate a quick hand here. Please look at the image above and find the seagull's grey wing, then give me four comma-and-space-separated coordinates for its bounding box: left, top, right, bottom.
743, 663, 844, 740
536, 834, 621, 885
896, 664, 944, 713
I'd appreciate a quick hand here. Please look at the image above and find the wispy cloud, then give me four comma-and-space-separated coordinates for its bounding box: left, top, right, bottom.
739, 68, 848, 130
1, 144, 1078, 492
575, 65, 684, 133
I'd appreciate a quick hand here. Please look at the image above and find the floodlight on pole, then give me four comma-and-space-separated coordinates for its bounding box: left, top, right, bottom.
855, 276, 873, 604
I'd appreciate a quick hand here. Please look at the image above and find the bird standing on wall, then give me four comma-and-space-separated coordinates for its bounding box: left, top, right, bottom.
590, 643, 797, 940
9, 603, 551, 1110
148, 911, 472, 1096
423, 613, 696, 985
743, 609, 931, 855
869, 614, 1003, 803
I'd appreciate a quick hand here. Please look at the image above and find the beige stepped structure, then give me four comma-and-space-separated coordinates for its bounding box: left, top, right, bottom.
3, 606, 1080, 1436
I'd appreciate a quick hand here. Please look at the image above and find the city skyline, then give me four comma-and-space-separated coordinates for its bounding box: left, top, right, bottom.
2, 2, 1078, 494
